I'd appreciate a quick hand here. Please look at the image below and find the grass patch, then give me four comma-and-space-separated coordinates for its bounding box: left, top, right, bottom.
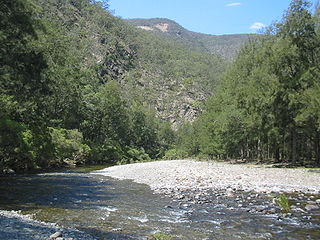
276, 194, 291, 213
148, 233, 174, 240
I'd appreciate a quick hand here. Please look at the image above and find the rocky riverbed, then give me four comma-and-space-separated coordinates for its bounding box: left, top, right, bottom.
0, 210, 96, 240
93, 160, 320, 194
93, 160, 320, 219
1, 161, 320, 240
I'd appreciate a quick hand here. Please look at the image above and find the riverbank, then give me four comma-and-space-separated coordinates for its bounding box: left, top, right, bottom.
0, 210, 96, 240
93, 159, 320, 194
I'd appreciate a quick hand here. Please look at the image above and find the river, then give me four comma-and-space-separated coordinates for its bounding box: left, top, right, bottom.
0, 165, 319, 239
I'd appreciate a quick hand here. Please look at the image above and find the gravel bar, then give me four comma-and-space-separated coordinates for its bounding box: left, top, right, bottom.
93, 160, 320, 194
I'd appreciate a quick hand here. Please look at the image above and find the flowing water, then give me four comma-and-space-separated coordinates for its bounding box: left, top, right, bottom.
0, 166, 319, 239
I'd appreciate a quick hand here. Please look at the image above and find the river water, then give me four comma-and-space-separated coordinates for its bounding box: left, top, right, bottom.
0, 166, 319, 239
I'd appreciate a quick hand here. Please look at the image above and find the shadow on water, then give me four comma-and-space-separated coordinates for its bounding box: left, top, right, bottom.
0, 174, 114, 210
1, 166, 320, 239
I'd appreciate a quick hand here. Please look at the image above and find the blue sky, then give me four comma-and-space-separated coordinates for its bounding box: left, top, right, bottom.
108, 0, 318, 35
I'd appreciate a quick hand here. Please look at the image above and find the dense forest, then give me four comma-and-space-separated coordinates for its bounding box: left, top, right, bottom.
0, 0, 171, 172
174, 0, 320, 166
0, 0, 227, 172
0, 0, 319, 173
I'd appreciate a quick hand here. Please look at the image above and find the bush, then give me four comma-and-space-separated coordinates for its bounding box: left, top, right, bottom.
163, 148, 188, 160
0, 118, 38, 171
148, 233, 173, 240
276, 194, 291, 213
49, 128, 91, 165
127, 147, 151, 162
88, 141, 123, 164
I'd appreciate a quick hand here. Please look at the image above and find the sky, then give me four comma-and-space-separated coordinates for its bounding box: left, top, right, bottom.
108, 0, 319, 35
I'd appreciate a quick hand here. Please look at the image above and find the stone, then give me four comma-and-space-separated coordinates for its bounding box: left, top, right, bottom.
294, 207, 306, 213
3, 168, 15, 174
49, 232, 62, 239
256, 206, 265, 212
316, 199, 320, 204
112, 228, 122, 232
305, 204, 319, 211
226, 188, 234, 197
267, 208, 277, 214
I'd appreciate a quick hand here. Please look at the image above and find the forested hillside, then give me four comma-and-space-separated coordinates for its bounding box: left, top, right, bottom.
173, 0, 320, 166
0, 0, 227, 172
127, 18, 252, 61
1, 0, 319, 172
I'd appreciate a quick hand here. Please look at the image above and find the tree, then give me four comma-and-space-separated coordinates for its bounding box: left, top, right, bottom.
0, 0, 56, 171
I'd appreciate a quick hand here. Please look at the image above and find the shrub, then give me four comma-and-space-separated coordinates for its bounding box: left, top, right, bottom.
276, 194, 291, 213
49, 128, 91, 165
148, 233, 173, 240
163, 148, 188, 160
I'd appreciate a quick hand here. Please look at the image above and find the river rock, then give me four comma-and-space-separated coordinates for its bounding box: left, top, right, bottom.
226, 188, 234, 197
293, 207, 306, 213
112, 228, 122, 232
316, 199, 320, 204
49, 231, 62, 239
305, 204, 319, 211
256, 206, 265, 212
266, 208, 277, 214
3, 168, 15, 174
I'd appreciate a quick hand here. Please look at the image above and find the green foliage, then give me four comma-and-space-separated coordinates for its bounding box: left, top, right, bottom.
0, 0, 179, 171
117, 147, 151, 165
5, 0, 317, 172
148, 233, 174, 240
163, 149, 188, 160
49, 128, 91, 165
175, 122, 200, 156
276, 194, 291, 212
177, 0, 320, 165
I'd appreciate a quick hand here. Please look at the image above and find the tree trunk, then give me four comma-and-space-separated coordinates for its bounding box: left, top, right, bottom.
275, 146, 280, 163
315, 132, 320, 166
257, 139, 262, 160
291, 127, 297, 163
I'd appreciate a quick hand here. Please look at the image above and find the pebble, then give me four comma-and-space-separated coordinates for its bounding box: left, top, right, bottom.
94, 160, 320, 196
49, 231, 62, 239
266, 208, 277, 214
256, 206, 265, 212
305, 204, 319, 211
112, 228, 123, 232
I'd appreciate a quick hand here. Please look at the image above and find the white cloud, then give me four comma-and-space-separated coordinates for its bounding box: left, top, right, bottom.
225, 2, 242, 7
250, 22, 266, 31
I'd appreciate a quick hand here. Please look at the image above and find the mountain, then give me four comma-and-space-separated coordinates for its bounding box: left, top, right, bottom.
126, 18, 252, 61
1, 0, 228, 170
30, 0, 227, 129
